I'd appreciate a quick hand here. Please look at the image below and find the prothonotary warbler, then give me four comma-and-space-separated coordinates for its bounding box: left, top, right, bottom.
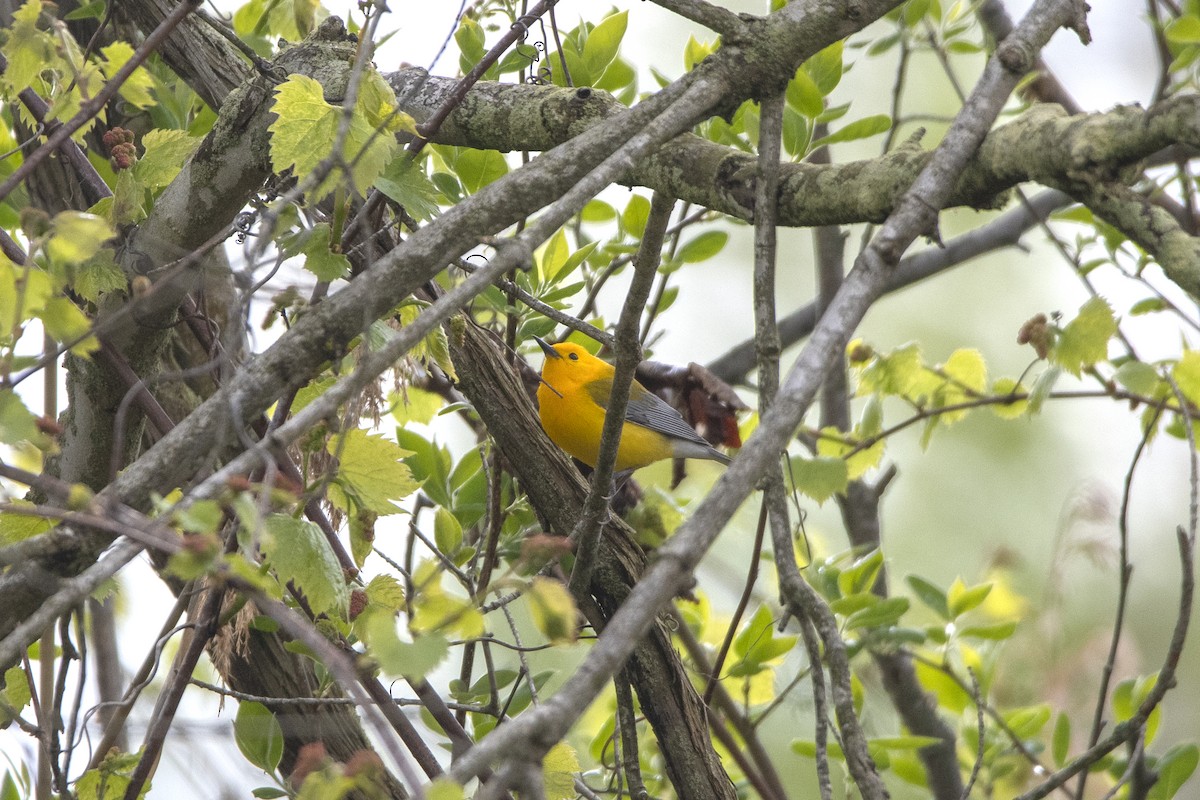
535, 337, 732, 471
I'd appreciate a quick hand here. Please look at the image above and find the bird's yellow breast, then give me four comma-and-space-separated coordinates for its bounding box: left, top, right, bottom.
537, 378, 672, 471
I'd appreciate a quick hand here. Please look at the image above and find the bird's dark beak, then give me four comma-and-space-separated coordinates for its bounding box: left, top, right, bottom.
534, 336, 561, 359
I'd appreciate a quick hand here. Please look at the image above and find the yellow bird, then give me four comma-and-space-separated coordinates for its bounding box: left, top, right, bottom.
535, 337, 732, 471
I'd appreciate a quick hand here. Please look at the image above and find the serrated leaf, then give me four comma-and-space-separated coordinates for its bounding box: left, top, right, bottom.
789, 455, 848, 504
284, 223, 349, 281
98, 42, 155, 109
132, 129, 201, 189
527, 577, 578, 645
411, 560, 484, 638
858, 342, 922, 396
543, 742, 581, 800
262, 515, 349, 616
990, 377, 1029, 419
39, 297, 99, 355
375, 156, 442, 221
1053, 297, 1117, 377
269, 73, 399, 199
73, 253, 126, 303
359, 606, 449, 678
46, 212, 115, 266
326, 429, 418, 515
0, 390, 40, 446
234, 701, 284, 775
366, 574, 405, 611
0, 664, 31, 726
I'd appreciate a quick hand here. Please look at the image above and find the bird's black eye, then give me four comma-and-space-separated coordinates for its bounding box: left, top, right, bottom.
569, 353, 579, 361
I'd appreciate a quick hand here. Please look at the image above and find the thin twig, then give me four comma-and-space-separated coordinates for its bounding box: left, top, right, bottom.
567, 192, 673, 595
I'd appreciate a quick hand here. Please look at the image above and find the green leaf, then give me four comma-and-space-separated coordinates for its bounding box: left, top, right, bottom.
251, 788, 288, 799
365, 574, 405, 611
234, 701, 284, 775
2, 1, 58, 96
1004, 704, 1051, 739
375, 156, 442, 221
787, 68, 824, 118
804, 40, 844, 95
1130, 297, 1168, 315
451, 148, 508, 194
1052, 712, 1070, 767
46, 211, 115, 266
537, 229, 570, 284
858, 342, 922, 396
262, 515, 349, 617
906, 575, 950, 619
282, 223, 350, 281
582, 11, 627, 78
527, 577, 578, 645
1172, 351, 1200, 407
1027, 366, 1061, 414
947, 578, 991, 617
1053, 296, 1117, 377
989, 377, 1029, 419
269, 73, 399, 199
0, 664, 31, 726
838, 549, 884, 596
0, 501, 55, 543
811, 115, 892, 148
132, 129, 201, 189
98, 42, 155, 109
359, 606, 449, 678
0, 390, 39, 445
957, 620, 1017, 640
39, 297, 99, 355
73, 252, 127, 303
789, 455, 849, 504
1115, 361, 1161, 396
426, 778, 465, 800
1166, 15, 1200, 44
845, 596, 909, 630
676, 231, 729, 263
1148, 744, 1199, 800
434, 507, 463, 555
543, 742, 581, 800
622, 194, 650, 237
326, 429, 419, 515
